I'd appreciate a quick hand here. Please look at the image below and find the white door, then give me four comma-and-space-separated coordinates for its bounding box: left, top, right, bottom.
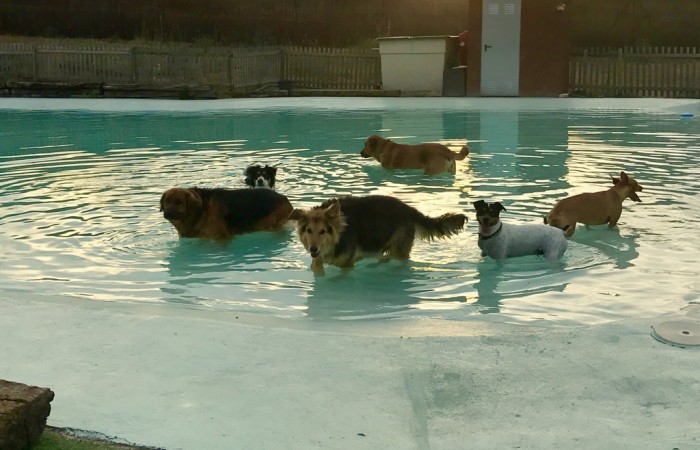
481, 0, 521, 96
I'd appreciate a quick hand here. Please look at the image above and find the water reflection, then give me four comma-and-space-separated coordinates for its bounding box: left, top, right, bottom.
160, 230, 296, 306
469, 110, 570, 216
473, 257, 569, 317
304, 265, 419, 320
303, 261, 469, 320
570, 226, 640, 270
1, 100, 698, 326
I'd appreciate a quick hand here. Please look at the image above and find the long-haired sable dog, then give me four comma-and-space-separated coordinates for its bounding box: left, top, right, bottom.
289, 195, 467, 275
544, 171, 643, 237
360, 135, 470, 175
160, 187, 292, 240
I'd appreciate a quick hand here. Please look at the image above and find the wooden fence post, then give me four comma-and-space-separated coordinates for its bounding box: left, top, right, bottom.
280, 46, 286, 86
131, 47, 137, 83
32, 46, 37, 81
227, 53, 233, 89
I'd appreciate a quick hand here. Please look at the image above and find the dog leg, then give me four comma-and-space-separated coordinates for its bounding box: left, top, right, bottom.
311, 257, 326, 276
448, 160, 457, 174
608, 210, 622, 228
421, 157, 442, 175
386, 227, 414, 259
335, 259, 357, 269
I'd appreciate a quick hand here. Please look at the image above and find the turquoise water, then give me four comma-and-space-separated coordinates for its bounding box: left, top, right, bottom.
1, 98, 699, 326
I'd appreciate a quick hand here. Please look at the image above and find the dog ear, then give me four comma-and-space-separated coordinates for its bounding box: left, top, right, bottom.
493, 202, 506, 213
620, 171, 629, 183
185, 189, 203, 217
159, 191, 167, 211
325, 199, 341, 218
611, 175, 620, 185
270, 166, 277, 176
472, 200, 487, 211
288, 209, 306, 221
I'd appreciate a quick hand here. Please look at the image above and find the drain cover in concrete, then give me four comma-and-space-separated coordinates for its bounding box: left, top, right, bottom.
651, 320, 700, 347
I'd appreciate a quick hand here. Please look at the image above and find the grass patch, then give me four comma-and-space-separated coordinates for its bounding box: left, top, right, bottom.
32, 427, 158, 450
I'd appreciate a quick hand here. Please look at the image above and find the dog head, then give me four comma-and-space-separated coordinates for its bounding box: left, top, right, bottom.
611, 171, 643, 202
288, 200, 346, 260
473, 200, 506, 235
245, 164, 277, 189
160, 188, 203, 224
360, 135, 386, 159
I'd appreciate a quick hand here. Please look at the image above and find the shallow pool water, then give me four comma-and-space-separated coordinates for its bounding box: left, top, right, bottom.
1, 98, 698, 326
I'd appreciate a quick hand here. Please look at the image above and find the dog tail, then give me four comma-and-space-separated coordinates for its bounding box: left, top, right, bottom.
545, 216, 571, 234
414, 212, 467, 241
453, 144, 470, 160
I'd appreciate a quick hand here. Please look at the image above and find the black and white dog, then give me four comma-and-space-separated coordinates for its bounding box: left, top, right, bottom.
244, 164, 277, 190
474, 200, 567, 261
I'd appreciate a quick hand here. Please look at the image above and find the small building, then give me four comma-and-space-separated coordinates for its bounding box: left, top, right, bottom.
377, 35, 462, 96
466, 0, 572, 97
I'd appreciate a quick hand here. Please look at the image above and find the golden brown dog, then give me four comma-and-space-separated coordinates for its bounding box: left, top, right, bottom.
288, 195, 467, 275
160, 187, 292, 240
360, 135, 470, 175
544, 171, 643, 237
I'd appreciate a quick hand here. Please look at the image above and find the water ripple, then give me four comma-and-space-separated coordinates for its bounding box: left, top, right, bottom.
1, 103, 699, 326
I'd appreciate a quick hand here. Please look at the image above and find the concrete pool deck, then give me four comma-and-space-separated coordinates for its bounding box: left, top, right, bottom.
2, 294, 698, 450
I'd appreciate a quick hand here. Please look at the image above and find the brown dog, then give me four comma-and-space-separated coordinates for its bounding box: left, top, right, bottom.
288, 195, 466, 275
160, 187, 292, 240
544, 171, 643, 237
360, 135, 470, 175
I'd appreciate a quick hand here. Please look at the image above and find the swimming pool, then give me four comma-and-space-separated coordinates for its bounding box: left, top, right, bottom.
1, 97, 699, 328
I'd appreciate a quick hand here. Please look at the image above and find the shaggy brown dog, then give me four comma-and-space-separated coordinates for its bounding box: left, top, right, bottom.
289, 195, 467, 275
360, 135, 470, 175
544, 171, 643, 237
160, 187, 293, 239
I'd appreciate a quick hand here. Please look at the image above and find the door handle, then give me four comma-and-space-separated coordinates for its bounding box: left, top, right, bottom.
484, 44, 493, 52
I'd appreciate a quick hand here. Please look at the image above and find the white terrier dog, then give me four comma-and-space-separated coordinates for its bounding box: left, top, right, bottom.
474, 200, 567, 261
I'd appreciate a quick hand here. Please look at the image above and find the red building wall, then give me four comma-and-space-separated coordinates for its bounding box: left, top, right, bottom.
466, 0, 571, 97
520, 0, 571, 96
466, 0, 483, 96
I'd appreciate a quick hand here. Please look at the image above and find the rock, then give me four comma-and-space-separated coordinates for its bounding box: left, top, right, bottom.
0, 380, 55, 450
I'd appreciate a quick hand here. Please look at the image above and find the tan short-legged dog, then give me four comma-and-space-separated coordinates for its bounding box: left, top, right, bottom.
544, 171, 643, 237
289, 195, 467, 275
360, 135, 470, 175
160, 187, 292, 240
